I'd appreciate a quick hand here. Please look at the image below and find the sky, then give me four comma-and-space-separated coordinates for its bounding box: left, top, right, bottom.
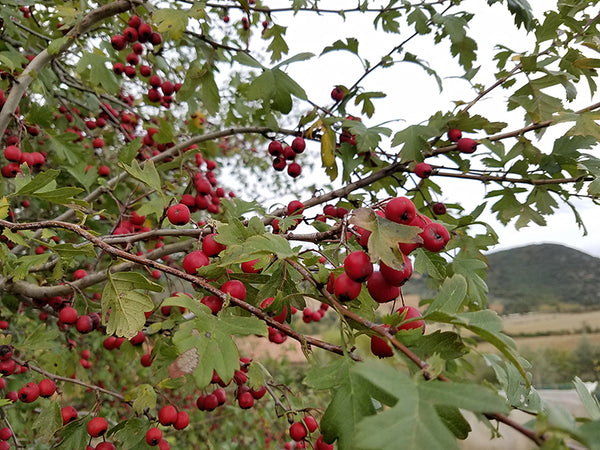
256, 0, 600, 257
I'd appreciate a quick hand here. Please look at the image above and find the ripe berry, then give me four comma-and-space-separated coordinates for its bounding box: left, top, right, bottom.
110, 35, 127, 50
146, 427, 162, 446
291, 136, 306, 153
432, 202, 446, 215
202, 233, 226, 256
268, 141, 283, 157
61, 406, 78, 425
448, 128, 462, 142
289, 422, 308, 442
76, 315, 94, 334
174, 411, 190, 430
273, 157, 286, 171
456, 137, 478, 153
241, 258, 261, 274
287, 200, 304, 215
59, 306, 78, 324
283, 146, 296, 160
150, 32, 162, 46
331, 86, 344, 102
221, 280, 246, 300
167, 203, 191, 226
158, 405, 178, 426
414, 162, 433, 179
287, 162, 302, 178
73, 269, 87, 279
0, 345, 13, 361
370, 333, 394, 358
123, 27, 138, 42
128, 15, 142, 28
98, 165, 110, 176
4, 145, 21, 162
18, 382, 40, 403
385, 197, 416, 225
1, 163, 20, 178
238, 391, 254, 409
141, 354, 153, 367
367, 271, 400, 303
380, 254, 412, 286
0, 427, 11, 441
182, 250, 210, 274
343, 251, 373, 282
130, 330, 145, 345
87, 417, 108, 437
96, 443, 116, 450
38, 379, 56, 397
201, 295, 224, 315
303, 416, 318, 433
420, 222, 450, 252
397, 305, 425, 333
333, 273, 362, 302
138, 23, 153, 41
316, 435, 334, 450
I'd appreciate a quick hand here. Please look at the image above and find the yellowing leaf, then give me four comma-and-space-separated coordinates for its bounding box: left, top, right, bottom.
0, 197, 9, 220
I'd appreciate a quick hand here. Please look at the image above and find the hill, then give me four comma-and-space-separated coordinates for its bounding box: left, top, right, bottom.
403, 244, 600, 314
485, 243, 600, 313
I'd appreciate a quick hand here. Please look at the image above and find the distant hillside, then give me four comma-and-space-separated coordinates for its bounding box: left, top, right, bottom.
486, 243, 600, 313
402, 244, 600, 314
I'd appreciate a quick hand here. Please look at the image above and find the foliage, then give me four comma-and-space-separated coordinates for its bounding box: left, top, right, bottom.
0, 0, 599, 449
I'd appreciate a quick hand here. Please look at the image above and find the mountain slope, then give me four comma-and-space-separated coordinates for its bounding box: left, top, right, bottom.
485, 243, 600, 312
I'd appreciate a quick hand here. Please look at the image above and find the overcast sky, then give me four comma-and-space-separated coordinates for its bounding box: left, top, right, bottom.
258, 0, 600, 257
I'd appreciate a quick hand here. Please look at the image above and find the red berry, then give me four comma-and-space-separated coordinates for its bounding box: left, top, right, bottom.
303, 416, 318, 433
87, 417, 108, 437
414, 162, 433, 179
238, 391, 254, 409
367, 271, 400, 303
268, 141, 283, 157
61, 406, 78, 425
98, 165, 110, 177
273, 157, 287, 171
289, 422, 308, 442
38, 379, 56, 397
287, 200, 305, 215
110, 35, 127, 50
0, 427, 11, 441
4, 145, 21, 162
221, 280, 246, 300
371, 333, 394, 358
158, 405, 178, 426
379, 254, 412, 286
448, 128, 462, 142
130, 330, 145, 345
182, 250, 210, 274
343, 251, 373, 282
241, 258, 261, 274
287, 162, 302, 178
420, 222, 450, 252
146, 427, 162, 446
167, 203, 191, 226
315, 435, 334, 450
331, 86, 344, 102
174, 411, 190, 430
138, 23, 153, 41
333, 272, 362, 302
59, 306, 78, 324
432, 202, 446, 215
385, 197, 416, 225
291, 136, 306, 153
123, 27, 138, 42
76, 315, 94, 334
73, 269, 87, 279
202, 233, 226, 256
397, 305, 425, 333
96, 443, 116, 450
141, 354, 153, 367
456, 137, 478, 153
128, 15, 142, 28
18, 382, 40, 403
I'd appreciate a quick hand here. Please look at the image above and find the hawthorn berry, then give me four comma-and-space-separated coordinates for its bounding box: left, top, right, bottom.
110, 35, 127, 50
291, 136, 306, 153
432, 202, 447, 215
456, 137, 478, 153
18, 382, 40, 403
87, 417, 108, 437
182, 250, 210, 274
238, 391, 254, 409
146, 427, 162, 446
76, 315, 94, 334
58, 306, 78, 324
167, 203, 191, 226
96, 443, 116, 450
38, 379, 56, 397
221, 280, 246, 300
303, 415, 318, 433
273, 157, 286, 171
287, 162, 302, 178
141, 354, 153, 367
268, 141, 283, 157
397, 305, 425, 333
174, 411, 190, 430
241, 258, 262, 274
370, 333, 394, 358
158, 405, 178, 426
448, 128, 462, 142
0, 427, 11, 441
367, 271, 400, 303
385, 197, 416, 225
414, 162, 433, 179
98, 165, 110, 177
331, 86, 344, 101
202, 233, 226, 256
333, 272, 362, 302
420, 222, 450, 252
4, 145, 21, 162
73, 269, 87, 280
343, 250, 373, 282
289, 422, 308, 442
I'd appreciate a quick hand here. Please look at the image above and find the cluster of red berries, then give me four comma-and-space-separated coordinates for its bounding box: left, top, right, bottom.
1, 143, 46, 177
448, 128, 478, 153
0, 426, 12, 450
109, 16, 177, 109
286, 416, 332, 449
267, 137, 305, 178
301, 303, 329, 324
195, 358, 267, 412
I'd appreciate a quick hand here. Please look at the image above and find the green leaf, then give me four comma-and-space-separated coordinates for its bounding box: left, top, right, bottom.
304, 357, 351, 390
506, 0, 534, 31
56, 420, 89, 449
244, 234, 297, 259
48, 36, 70, 55
573, 377, 600, 420
435, 405, 471, 440
275, 52, 314, 68
118, 138, 142, 164
102, 272, 160, 338
32, 399, 62, 443
76, 51, 120, 94
319, 358, 377, 449
354, 91, 386, 118
321, 38, 359, 56
349, 208, 421, 268
428, 275, 468, 313
391, 124, 436, 162
11, 254, 50, 281
14, 169, 60, 196
418, 381, 509, 414
262, 24, 289, 62
126, 384, 157, 415
153, 8, 189, 39
108, 417, 147, 448
119, 159, 165, 203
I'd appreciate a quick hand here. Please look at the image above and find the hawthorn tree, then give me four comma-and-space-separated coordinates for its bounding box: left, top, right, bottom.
0, 0, 599, 448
